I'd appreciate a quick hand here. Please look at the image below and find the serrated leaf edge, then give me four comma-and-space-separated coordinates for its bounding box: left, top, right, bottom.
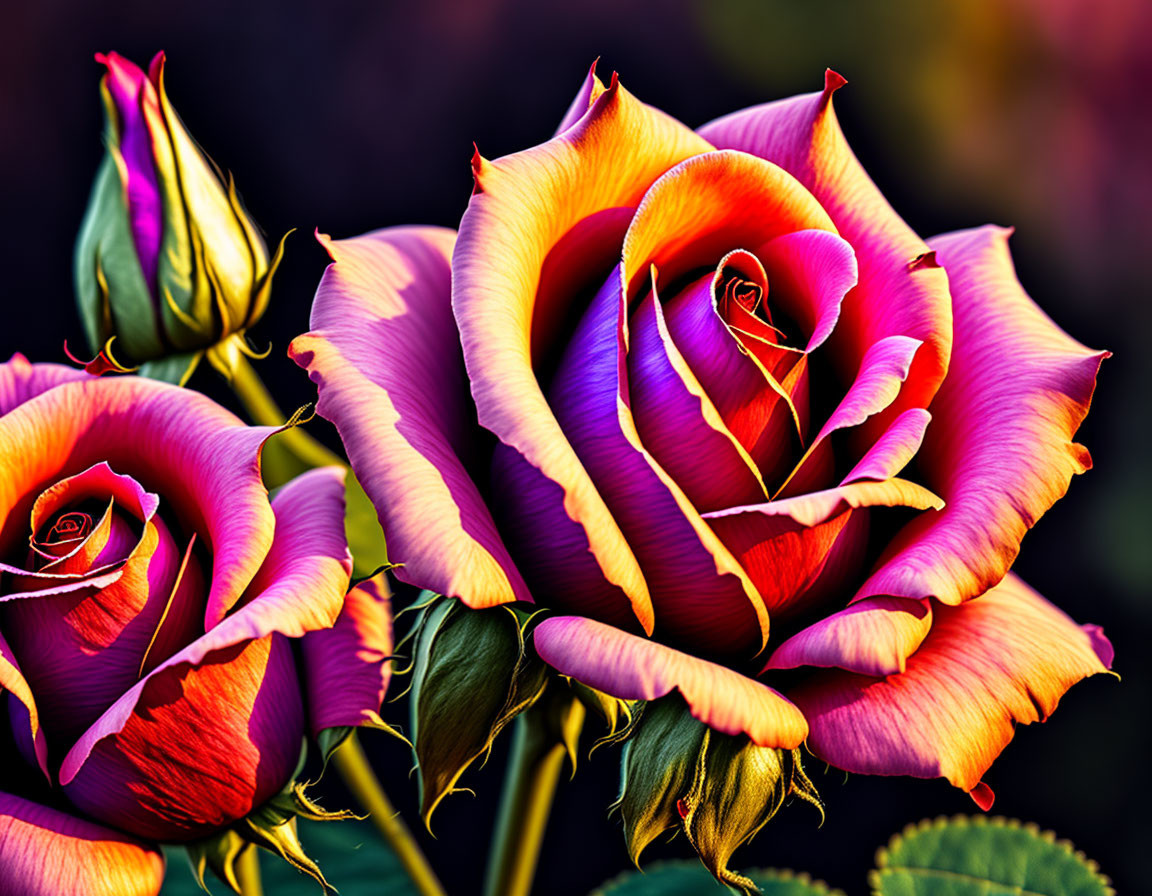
870, 814, 1114, 896
589, 860, 843, 896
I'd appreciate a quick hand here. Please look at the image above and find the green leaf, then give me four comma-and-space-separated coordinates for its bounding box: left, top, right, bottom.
160, 820, 421, 895
590, 860, 843, 896
871, 816, 1114, 896
345, 471, 390, 580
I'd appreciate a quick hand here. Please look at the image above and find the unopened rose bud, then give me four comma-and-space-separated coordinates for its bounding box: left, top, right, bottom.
75, 51, 284, 382
617, 697, 823, 894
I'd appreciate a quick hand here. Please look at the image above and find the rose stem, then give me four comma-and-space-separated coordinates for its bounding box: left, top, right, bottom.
235, 845, 264, 896
332, 733, 447, 896
483, 692, 586, 896
226, 352, 345, 473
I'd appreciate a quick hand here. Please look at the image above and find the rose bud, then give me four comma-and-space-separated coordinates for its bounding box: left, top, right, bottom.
0, 355, 391, 894
291, 65, 1113, 884
75, 51, 285, 384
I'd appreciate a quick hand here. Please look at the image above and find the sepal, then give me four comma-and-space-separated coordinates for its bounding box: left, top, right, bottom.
409, 596, 548, 827
617, 697, 823, 894
182, 774, 354, 895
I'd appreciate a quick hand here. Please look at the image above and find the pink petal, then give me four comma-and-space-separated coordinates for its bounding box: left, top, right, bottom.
704, 479, 942, 618
0, 791, 164, 896
552, 60, 611, 135
301, 572, 393, 736
619, 149, 835, 301
757, 229, 858, 352
842, 408, 931, 484
289, 227, 530, 609
699, 71, 953, 440
0, 376, 275, 628
452, 74, 712, 633
0, 354, 88, 416
662, 266, 803, 481
548, 268, 768, 657
97, 52, 163, 291
3, 497, 187, 749
856, 227, 1107, 605
764, 597, 932, 677
59, 468, 352, 839
534, 615, 807, 748
778, 334, 922, 498
788, 573, 1112, 797
628, 291, 768, 512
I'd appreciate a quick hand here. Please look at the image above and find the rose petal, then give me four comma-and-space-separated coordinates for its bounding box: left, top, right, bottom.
757, 229, 858, 352
0, 354, 87, 416
552, 61, 611, 135
0, 375, 275, 628
0, 791, 164, 896
621, 149, 836, 300
764, 597, 933, 677
59, 467, 351, 797
789, 573, 1112, 797
628, 290, 768, 511
699, 71, 953, 439
453, 74, 712, 632
778, 334, 922, 498
63, 633, 303, 841
842, 408, 931, 484
3, 508, 184, 749
662, 267, 803, 481
1, 631, 48, 777
301, 572, 393, 736
534, 615, 807, 748
856, 226, 1107, 605
704, 479, 942, 618
97, 52, 164, 292
289, 228, 530, 608
549, 269, 768, 656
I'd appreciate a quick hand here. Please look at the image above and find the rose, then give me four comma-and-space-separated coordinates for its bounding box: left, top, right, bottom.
0, 355, 391, 895
75, 51, 284, 383
290, 67, 1111, 811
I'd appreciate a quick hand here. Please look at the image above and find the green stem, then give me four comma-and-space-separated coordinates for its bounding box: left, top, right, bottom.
484, 693, 586, 896
332, 734, 447, 896
225, 350, 344, 473
235, 844, 264, 896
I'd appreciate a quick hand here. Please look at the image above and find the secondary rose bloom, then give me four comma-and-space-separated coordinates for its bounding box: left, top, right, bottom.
0, 355, 391, 895
291, 67, 1111, 808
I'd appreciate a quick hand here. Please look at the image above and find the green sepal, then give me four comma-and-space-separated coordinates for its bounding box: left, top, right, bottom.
75, 151, 164, 361
682, 734, 823, 894
316, 726, 354, 765
409, 596, 548, 828
138, 350, 203, 385
184, 829, 248, 894
568, 678, 636, 748
181, 772, 355, 895
616, 698, 708, 866
617, 697, 823, 895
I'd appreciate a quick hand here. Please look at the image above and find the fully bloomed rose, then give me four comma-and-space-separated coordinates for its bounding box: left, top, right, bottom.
291, 67, 1111, 809
0, 355, 391, 895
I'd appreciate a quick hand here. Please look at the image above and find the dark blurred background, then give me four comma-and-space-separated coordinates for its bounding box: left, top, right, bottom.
2, 0, 1148, 893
